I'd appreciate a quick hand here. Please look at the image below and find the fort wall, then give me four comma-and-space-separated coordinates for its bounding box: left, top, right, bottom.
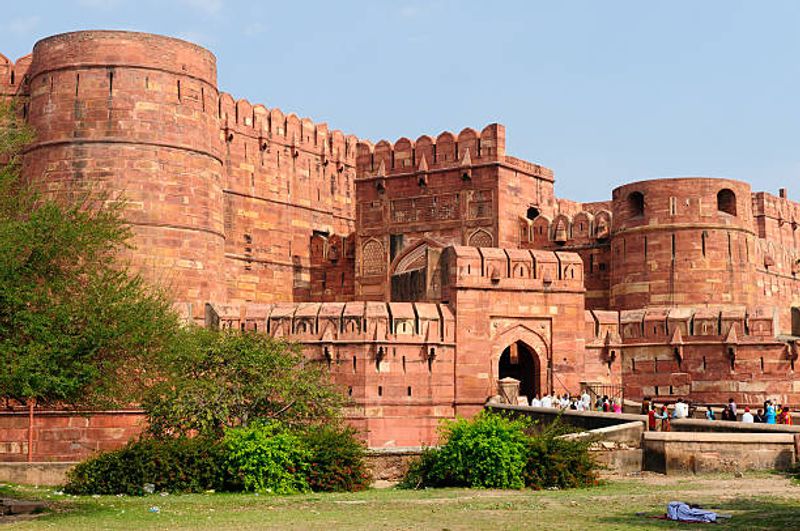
205, 300, 455, 447
4, 30, 800, 455
7, 31, 362, 318
609, 178, 757, 310
354, 125, 555, 301
21, 31, 225, 315
440, 246, 617, 416
217, 93, 357, 305
614, 306, 799, 405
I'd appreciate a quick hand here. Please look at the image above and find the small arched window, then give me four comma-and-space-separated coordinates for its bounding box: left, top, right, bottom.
628, 192, 644, 217
717, 189, 737, 216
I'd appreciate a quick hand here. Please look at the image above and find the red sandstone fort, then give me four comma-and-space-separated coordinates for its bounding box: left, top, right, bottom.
2, 31, 800, 451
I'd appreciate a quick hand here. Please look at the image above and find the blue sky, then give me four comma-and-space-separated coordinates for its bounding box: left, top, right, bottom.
2, 1, 799, 202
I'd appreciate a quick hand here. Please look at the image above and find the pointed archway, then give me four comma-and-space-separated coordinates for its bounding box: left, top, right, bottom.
498, 341, 541, 402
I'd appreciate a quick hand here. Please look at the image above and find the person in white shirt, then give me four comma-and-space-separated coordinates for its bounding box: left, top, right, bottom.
581, 391, 591, 409
531, 395, 542, 408
741, 407, 754, 423
559, 394, 569, 409
541, 394, 553, 408
672, 398, 689, 419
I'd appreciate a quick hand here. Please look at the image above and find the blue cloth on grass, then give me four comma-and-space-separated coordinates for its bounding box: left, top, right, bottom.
666, 501, 718, 523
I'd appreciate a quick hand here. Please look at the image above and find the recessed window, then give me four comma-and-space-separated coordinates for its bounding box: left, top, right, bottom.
628, 192, 645, 217
717, 189, 737, 216
526, 207, 540, 221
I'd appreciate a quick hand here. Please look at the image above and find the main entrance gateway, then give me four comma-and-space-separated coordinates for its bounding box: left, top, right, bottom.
498, 341, 541, 402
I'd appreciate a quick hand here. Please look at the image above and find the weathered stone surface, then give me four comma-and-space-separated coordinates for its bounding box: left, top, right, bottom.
3, 30, 800, 455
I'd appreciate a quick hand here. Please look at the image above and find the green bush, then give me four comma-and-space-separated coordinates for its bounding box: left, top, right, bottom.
523, 425, 599, 489
64, 437, 227, 495
397, 447, 440, 490
224, 422, 312, 494
65, 423, 374, 496
401, 412, 531, 489
400, 412, 599, 491
301, 425, 371, 492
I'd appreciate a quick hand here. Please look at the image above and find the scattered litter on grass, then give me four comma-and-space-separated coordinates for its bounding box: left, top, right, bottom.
148, 506, 160, 514
143, 483, 155, 494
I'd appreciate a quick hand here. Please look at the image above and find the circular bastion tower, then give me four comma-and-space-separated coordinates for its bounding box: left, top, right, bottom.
609, 177, 758, 310
22, 31, 225, 317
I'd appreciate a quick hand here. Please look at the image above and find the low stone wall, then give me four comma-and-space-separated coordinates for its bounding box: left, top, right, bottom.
643, 432, 798, 474
0, 449, 426, 487
487, 403, 648, 431
0, 462, 77, 487
0, 410, 145, 462
562, 421, 644, 446
671, 417, 800, 434
593, 449, 643, 475
364, 448, 422, 482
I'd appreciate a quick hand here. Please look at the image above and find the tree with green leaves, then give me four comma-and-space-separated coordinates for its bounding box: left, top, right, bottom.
0, 101, 181, 410
142, 328, 346, 439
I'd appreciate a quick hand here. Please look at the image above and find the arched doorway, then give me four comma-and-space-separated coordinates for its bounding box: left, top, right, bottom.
499, 341, 540, 402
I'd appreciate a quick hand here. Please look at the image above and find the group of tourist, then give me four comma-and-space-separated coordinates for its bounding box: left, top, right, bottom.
526, 393, 795, 428
644, 396, 794, 431
706, 398, 793, 424
529, 392, 624, 413
643, 397, 688, 431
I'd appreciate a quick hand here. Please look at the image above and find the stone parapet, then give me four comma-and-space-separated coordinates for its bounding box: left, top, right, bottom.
642, 431, 797, 474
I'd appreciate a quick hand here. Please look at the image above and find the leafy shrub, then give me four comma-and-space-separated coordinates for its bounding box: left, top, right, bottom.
301, 424, 371, 492
65, 423, 374, 496
523, 425, 599, 490
224, 421, 312, 494
65, 437, 227, 495
401, 412, 531, 489
397, 447, 440, 490
400, 413, 599, 491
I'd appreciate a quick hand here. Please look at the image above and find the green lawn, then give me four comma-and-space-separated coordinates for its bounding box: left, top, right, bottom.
2, 472, 799, 530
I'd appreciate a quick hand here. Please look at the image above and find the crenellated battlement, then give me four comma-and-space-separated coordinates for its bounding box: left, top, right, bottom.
521, 207, 613, 247
205, 301, 455, 344
218, 92, 360, 167
752, 190, 800, 228
610, 306, 781, 342
0, 52, 31, 97
442, 245, 584, 291
581, 305, 796, 349
355, 124, 507, 178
